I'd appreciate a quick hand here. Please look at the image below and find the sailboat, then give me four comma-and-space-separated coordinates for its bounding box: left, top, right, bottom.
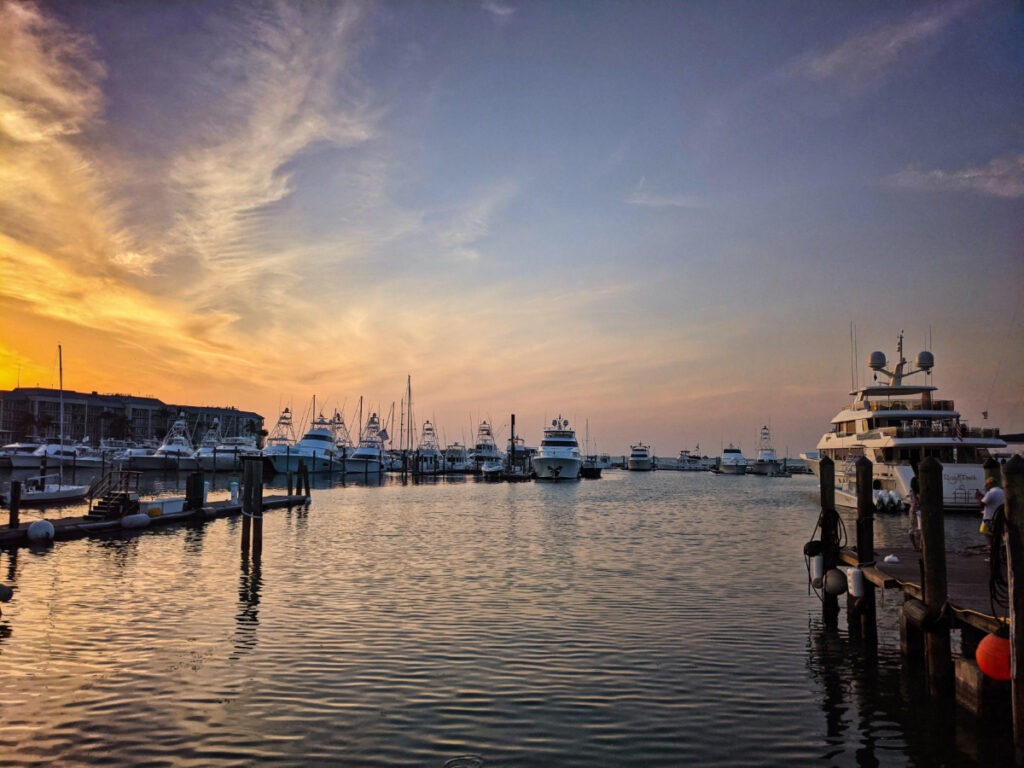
16, 346, 91, 505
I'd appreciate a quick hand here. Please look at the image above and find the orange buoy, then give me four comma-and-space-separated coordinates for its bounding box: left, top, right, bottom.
976, 632, 1011, 681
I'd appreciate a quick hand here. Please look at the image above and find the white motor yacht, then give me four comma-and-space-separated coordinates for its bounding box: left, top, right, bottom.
265, 413, 342, 474
261, 407, 298, 472
0, 441, 43, 469
533, 415, 582, 481
129, 414, 198, 471
415, 420, 444, 474
196, 419, 259, 472
748, 425, 784, 476
470, 420, 503, 474
716, 445, 747, 475
348, 412, 386, 474
627, 443, 654, 471
803, 332, 1006, 512
443, 442, 473, 473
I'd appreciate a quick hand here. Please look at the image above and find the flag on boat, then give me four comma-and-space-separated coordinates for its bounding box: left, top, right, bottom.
378, 428, 389, 442
955, 419, 963, 440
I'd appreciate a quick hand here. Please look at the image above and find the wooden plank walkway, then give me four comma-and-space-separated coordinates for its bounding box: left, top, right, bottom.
0, 494, 310, 548
840, 544, 1003, 634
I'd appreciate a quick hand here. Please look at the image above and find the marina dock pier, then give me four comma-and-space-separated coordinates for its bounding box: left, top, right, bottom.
0, 469, 310, 549
810, 454, 1024, 763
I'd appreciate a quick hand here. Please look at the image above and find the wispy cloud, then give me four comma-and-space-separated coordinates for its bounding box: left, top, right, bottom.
168, 3, 379, 280
792, 0, 974, 96
0, 0, 151, 274
482, 1, 516, 20
432, 182, 518, 261
887, 154, 1024, 198
625, 178, 706, 209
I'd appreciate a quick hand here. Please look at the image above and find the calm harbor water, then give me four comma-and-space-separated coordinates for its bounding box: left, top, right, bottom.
0, 469, 1011, 767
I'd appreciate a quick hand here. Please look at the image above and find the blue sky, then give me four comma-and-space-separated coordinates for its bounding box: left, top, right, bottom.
1, 0, 1022, 456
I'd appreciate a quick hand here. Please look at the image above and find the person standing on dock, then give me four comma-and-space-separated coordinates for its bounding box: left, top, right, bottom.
907, 476, 922, 551
975, 475, 1005, 542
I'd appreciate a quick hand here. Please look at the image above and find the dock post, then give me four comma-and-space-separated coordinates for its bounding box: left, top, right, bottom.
241, 460, 253, 553
853, 457, 877, 650
287, 472, 293, 496
920, 456, 952, 695
819, 457, 840, 629
1002, 455, 1024, 763
8, 481, 21, 529
251, 459, 264, 560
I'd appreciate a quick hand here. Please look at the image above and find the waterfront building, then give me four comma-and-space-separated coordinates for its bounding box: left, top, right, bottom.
0, 387, 264, 448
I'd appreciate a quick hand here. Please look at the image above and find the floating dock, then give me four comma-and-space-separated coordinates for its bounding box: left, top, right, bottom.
0, 493, 309, 548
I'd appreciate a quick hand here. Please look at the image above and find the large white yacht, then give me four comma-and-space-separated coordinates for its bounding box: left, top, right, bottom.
716, 444, 747, 475
627, 443, 654, 471
803, 333, 1006, 512
533, 415, 582, 481
260, 407, 298, 473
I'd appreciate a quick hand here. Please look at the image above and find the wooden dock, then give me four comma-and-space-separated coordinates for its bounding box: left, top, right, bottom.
0, 493, 310, 548
812, 454, 1024, 765
839, 544, 1003, 634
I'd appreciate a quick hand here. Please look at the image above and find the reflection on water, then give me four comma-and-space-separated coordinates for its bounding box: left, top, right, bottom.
0, 471, 1009, 766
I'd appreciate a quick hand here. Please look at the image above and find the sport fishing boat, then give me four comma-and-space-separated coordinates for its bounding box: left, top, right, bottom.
265, 412, 342, 474
627, 443, 654, 471
748, 425, 784, 476
129, 413, 198, 471
802, 332, 1006, 512
414, 420, 444, 474
470, 420, 503, 474
347, 412, 386, 474
533, 415, 582, 481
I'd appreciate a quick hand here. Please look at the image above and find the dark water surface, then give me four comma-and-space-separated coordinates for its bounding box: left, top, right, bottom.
0, 470, 1010, 766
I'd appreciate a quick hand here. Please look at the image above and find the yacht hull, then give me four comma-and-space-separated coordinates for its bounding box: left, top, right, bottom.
533, 457, 581, 480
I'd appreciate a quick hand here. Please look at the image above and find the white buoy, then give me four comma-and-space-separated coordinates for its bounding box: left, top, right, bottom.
884, 553, 900, 564
27, 520, 55, 543
121, 513, 151, 529
203, 481, 210, 505
811, 554, 824, 588
848, 567, 865, 598
231, 482, 239, 503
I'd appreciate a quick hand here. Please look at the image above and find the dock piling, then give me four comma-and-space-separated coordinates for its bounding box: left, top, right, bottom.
920, 456, 952, 695
853, 457, 878, 650
8, 481, 20, 530
1002, 455, 1024, 764
819, 457, 840, 629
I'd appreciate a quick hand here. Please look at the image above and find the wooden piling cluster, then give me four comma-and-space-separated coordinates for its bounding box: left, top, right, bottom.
814, 454, 1024, 764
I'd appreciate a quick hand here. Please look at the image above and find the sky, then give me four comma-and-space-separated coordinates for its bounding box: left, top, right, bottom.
1, 0, 1022, 457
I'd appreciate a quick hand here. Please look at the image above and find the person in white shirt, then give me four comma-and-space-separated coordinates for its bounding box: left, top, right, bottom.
976, 476, 1006, 541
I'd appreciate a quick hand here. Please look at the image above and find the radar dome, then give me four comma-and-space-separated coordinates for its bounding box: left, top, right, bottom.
868, 351, 887, 370
916, 351, 934, 371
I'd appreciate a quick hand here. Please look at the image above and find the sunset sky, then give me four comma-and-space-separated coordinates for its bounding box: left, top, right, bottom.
1, 0, 1022, 457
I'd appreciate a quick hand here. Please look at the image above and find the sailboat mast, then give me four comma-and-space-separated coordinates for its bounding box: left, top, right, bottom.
58, 344, 64, 485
